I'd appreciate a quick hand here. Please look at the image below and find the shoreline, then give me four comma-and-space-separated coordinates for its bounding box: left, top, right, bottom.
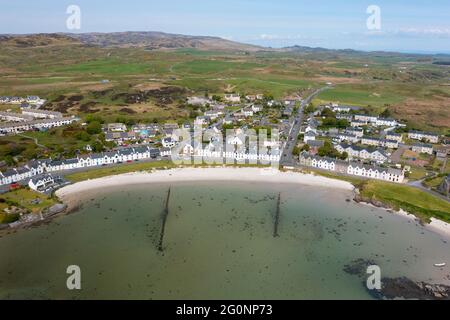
55, 167, 355, 199
55, 167, 450, 239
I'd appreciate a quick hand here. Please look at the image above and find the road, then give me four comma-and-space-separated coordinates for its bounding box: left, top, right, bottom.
408, 175, 450, 202
280, 86, 331, 166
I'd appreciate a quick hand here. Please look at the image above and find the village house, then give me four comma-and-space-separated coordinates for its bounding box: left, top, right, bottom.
105, 131, 136, 144
224, 93, 241, 103
299, 152, 404, 183
0, 111, 34, 122
162, 137, 177, 148
326, 104, 360, 113
386, 132, 403, 143
411, 143, 433, 155
21, 109, 63, 119
336, 133, 359, 144
251, 104, 264, 113
374, 118, 398, 127
0, 117, 78, 135
304, 131, 317, 143
195, 116, 209, 126
8, 97, 24, 104
350, 119, 367, 127
355, 114, 378, 123
187, 96, 211, 106
335, 144, 389, 163
361, 137, 399, 149
336, 113, 353, 122
408, 131, 439, 144
0, 146, 164, 186
28, 174, 56, 192
204, 110, 222, 120
435, 146, 449, 160
222, 116, 234, 125
131, 124, 158, 139
345, 127, 364, 138
103, 123, 127, 132
242, 107, 254, 117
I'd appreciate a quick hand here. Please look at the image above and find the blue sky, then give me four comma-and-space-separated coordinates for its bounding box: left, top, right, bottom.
1, 0, 449, 53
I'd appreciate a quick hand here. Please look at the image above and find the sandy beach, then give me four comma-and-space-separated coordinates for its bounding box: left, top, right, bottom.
55, 167, 450, 239
56, 167, 354, 199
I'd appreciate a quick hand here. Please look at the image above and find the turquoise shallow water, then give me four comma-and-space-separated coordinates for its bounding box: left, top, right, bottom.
0, 181, 449, 299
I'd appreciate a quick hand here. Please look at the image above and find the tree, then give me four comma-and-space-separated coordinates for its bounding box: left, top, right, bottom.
304, 103, 316, 114
75, 131, 91, 142
320, 108, 335, 118
318, 141, 340, 158
86, 121, 102, 135
85, 115, 104, 124
380, 107, 391, 118
300, 144, 310, 152
340, 152, 349, 160
91, 141, 104, 152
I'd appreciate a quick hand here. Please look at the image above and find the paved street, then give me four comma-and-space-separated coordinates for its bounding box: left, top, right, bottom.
280, 86, 331, 166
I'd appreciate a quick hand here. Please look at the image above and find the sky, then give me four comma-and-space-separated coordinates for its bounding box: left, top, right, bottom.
1, 0, 449, 53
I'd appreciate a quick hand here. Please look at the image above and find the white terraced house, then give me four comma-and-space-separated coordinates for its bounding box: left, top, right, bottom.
21, 109, 63, 119
354, 114, 378, 123
26, 96, 40, 103
224, 94, 241, 103
336, 133, 359, 144
345, 128, 364, 138
351, 120, 367, 127
374, 118, 398, 127
251, 104, 263, 113
28, 174, 55, 192
335, 144, 389, 163
204, 110, 221, 119
408, 131, 439, 144
0, 111, 34, 122
361, 137, 399, 149
0, 117, 78, 134
347, 164, 404, 183
8, 97, 24, 104
299, 152, 404, 183
0, 146, 163, 186
411, 143, 433, 155
386, 133, 403, 143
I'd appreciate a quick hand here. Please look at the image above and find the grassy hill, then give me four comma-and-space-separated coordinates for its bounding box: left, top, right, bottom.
0, 32, 449, 133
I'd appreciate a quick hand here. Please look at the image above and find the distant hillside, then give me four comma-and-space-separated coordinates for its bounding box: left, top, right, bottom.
282, 45, 450, 60
65, 31, 262, 52
0, 33, 79, 48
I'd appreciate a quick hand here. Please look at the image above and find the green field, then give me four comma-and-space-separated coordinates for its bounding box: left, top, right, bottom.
317, 84, 405, 108
1, 189, 57, 214
307, 169, 450, 223
359, 180, 450, 223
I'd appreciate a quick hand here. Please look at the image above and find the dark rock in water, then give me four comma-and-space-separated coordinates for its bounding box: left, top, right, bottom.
369, 277, 450, 300
0, 224, 10, 230
343, 258, 377, 277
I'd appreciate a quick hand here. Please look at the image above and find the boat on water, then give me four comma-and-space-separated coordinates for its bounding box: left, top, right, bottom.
434, 263, 446, 267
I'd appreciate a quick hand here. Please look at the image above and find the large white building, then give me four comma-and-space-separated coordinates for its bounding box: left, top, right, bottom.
408, 131, 439, 144
22, 109, 63, 119
0, 117, 78, 134
299, 152, 404, 183
335, 144, 389, 163
0, 146, 163, 186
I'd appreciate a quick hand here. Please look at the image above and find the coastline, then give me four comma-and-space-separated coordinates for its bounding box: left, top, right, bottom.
54, 166, 450, 239
55, 167, 354, 199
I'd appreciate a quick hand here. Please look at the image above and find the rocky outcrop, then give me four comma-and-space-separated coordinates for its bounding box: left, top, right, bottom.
370, 277, 450, 300
344, 259, 450, 300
